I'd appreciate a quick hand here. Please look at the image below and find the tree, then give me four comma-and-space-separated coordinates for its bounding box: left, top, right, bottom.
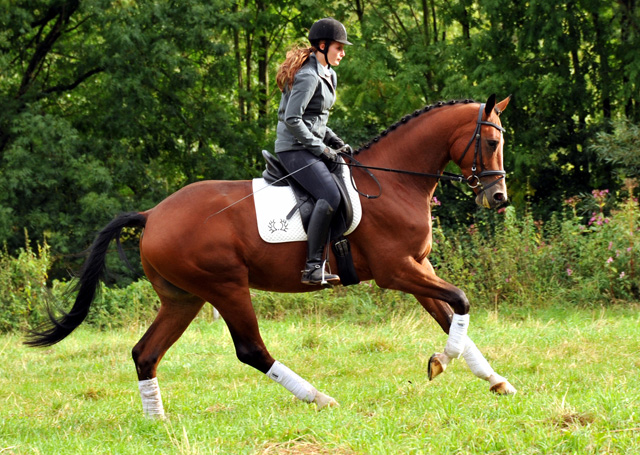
0, 0, 240, 275
1, 0, 639, 279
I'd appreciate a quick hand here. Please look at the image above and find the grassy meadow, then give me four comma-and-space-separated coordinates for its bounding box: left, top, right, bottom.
1, 302, 639, 454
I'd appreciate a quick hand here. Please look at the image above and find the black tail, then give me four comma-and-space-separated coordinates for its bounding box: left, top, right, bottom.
24, 212, 147, 347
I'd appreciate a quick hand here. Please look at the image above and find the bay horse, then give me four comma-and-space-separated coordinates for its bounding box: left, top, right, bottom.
27, 95, 516, 418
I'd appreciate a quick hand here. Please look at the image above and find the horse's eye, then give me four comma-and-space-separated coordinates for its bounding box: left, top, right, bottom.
486, 140, 499, 150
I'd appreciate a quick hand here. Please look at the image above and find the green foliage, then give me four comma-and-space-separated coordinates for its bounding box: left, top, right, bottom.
431, 184, 640, 309
1, 0, 639, 281
0, 0, 244, 274
251, 282, 417, 323
4, 187, 640, 334
0, 234, 159, 333
50, 278, 161, 330
590, 119, 640, 179
0, 233, 50, 332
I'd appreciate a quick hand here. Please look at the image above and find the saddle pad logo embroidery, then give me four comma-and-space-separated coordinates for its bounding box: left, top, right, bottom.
252, 171, 362, 244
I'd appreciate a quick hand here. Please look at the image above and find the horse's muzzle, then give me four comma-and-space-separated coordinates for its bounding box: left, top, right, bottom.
475, 186, 508, 209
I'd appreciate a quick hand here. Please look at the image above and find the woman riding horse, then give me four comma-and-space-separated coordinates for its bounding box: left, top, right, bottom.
275, 17, 352, 286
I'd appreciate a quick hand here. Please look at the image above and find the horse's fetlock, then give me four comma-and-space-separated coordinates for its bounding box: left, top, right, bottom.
132, 347, 159, 379
235, 344, 270, 372
451, 289, 470, 314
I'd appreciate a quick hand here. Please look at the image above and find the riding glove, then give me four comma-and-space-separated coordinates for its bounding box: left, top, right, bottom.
322, 147, 339, 162
325, 135, 345, 149
338, 144, 354, 156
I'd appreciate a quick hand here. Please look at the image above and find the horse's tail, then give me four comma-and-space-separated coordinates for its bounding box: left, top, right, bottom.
24, 212, 148, 347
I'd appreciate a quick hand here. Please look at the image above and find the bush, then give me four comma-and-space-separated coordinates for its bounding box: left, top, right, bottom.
0, 234, 51, 332
590, 119, 640, 179
3, 183, 639, 334
430, 181, 640, 308
49, 279, 160, 330
0, 232, 159, 333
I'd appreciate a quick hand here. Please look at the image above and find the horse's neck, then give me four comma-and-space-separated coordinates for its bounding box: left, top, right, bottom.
358, 115, 453, 199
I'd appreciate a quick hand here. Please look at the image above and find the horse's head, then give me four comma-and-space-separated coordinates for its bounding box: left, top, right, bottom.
453, 94, 511, 209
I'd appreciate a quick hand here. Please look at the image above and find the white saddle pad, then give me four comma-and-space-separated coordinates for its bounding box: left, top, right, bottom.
253, 165, 362, 244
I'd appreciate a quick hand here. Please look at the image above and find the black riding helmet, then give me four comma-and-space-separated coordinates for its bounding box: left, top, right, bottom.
308, 18, 352, 68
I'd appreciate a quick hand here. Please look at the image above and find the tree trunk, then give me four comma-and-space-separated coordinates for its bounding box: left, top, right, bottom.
233, 3, 246, 121
421, 0, 431, 45
619, 0, 637, 120
256, 0, 268, 128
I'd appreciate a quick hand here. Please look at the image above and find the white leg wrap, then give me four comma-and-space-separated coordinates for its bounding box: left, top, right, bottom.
461, 336, 494, 380
266, 361, 317, 403
444, 313, 470, 358
138, 377, 165, 418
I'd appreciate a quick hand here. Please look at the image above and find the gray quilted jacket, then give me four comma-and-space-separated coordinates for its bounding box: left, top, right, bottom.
274, 53, 342, 155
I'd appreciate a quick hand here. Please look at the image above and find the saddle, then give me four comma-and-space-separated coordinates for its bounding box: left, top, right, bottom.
261, 150, 360, 285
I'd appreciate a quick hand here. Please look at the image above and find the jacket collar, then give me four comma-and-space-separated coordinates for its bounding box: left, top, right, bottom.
309, 53, 336, 91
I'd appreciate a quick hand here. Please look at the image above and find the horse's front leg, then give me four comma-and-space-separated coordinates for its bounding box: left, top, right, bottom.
376, 256, 516, 395
416, 296, 516, 395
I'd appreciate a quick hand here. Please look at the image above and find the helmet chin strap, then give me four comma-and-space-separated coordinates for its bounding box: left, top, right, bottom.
320, 42, 332, 69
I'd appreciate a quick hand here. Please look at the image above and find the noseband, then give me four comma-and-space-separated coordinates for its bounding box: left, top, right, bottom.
456, 103, 506, 191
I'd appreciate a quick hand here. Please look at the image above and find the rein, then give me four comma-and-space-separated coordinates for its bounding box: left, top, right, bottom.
337, 153, 465, 199
340, 102, 507, 199
204, 102, 507, 220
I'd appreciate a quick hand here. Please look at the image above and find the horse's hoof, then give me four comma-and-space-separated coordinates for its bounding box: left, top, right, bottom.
490, 381, 517, 395
314, 391, 339, 410
428, 353, 447, 381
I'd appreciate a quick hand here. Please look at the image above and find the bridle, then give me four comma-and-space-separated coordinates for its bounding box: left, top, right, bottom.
340, 102, 507, 199
456, 103, 506, 192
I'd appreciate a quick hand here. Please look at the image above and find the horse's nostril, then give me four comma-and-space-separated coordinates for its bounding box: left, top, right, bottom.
494, 192, 505, 202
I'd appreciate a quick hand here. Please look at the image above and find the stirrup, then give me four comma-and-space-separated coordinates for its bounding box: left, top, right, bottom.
301, 264, 340, 286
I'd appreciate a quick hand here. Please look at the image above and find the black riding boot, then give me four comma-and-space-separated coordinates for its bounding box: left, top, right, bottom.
301, 199, 340, 285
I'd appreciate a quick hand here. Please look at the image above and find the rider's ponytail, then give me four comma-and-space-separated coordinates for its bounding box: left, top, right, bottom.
276, 45, 318, 92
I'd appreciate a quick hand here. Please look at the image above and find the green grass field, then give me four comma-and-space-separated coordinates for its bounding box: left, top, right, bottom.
1, 304, 639, 454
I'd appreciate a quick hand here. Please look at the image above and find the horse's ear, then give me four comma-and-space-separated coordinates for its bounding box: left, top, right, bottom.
484, 94, 497, 117
494, 95, 512, 116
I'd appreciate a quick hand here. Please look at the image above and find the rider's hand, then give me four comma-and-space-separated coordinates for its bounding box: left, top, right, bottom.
327, 136, 345, 149
322, 147, 339, 162
338, 144, 353, 155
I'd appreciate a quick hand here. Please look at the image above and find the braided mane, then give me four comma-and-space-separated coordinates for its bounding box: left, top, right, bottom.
355, 99, 476, 154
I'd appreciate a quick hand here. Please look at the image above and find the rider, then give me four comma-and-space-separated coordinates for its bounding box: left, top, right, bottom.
274, 17, 352, 286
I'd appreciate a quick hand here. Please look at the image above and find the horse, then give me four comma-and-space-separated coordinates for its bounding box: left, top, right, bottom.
26, 94, 516, 418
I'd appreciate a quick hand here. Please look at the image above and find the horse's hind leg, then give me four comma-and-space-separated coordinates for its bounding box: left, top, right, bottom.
132, 290, 204, 418
417, 296, 516, 395
208, 284, 338, 410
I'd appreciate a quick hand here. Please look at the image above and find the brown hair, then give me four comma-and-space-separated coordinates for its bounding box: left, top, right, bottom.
276, 46, 317, 92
